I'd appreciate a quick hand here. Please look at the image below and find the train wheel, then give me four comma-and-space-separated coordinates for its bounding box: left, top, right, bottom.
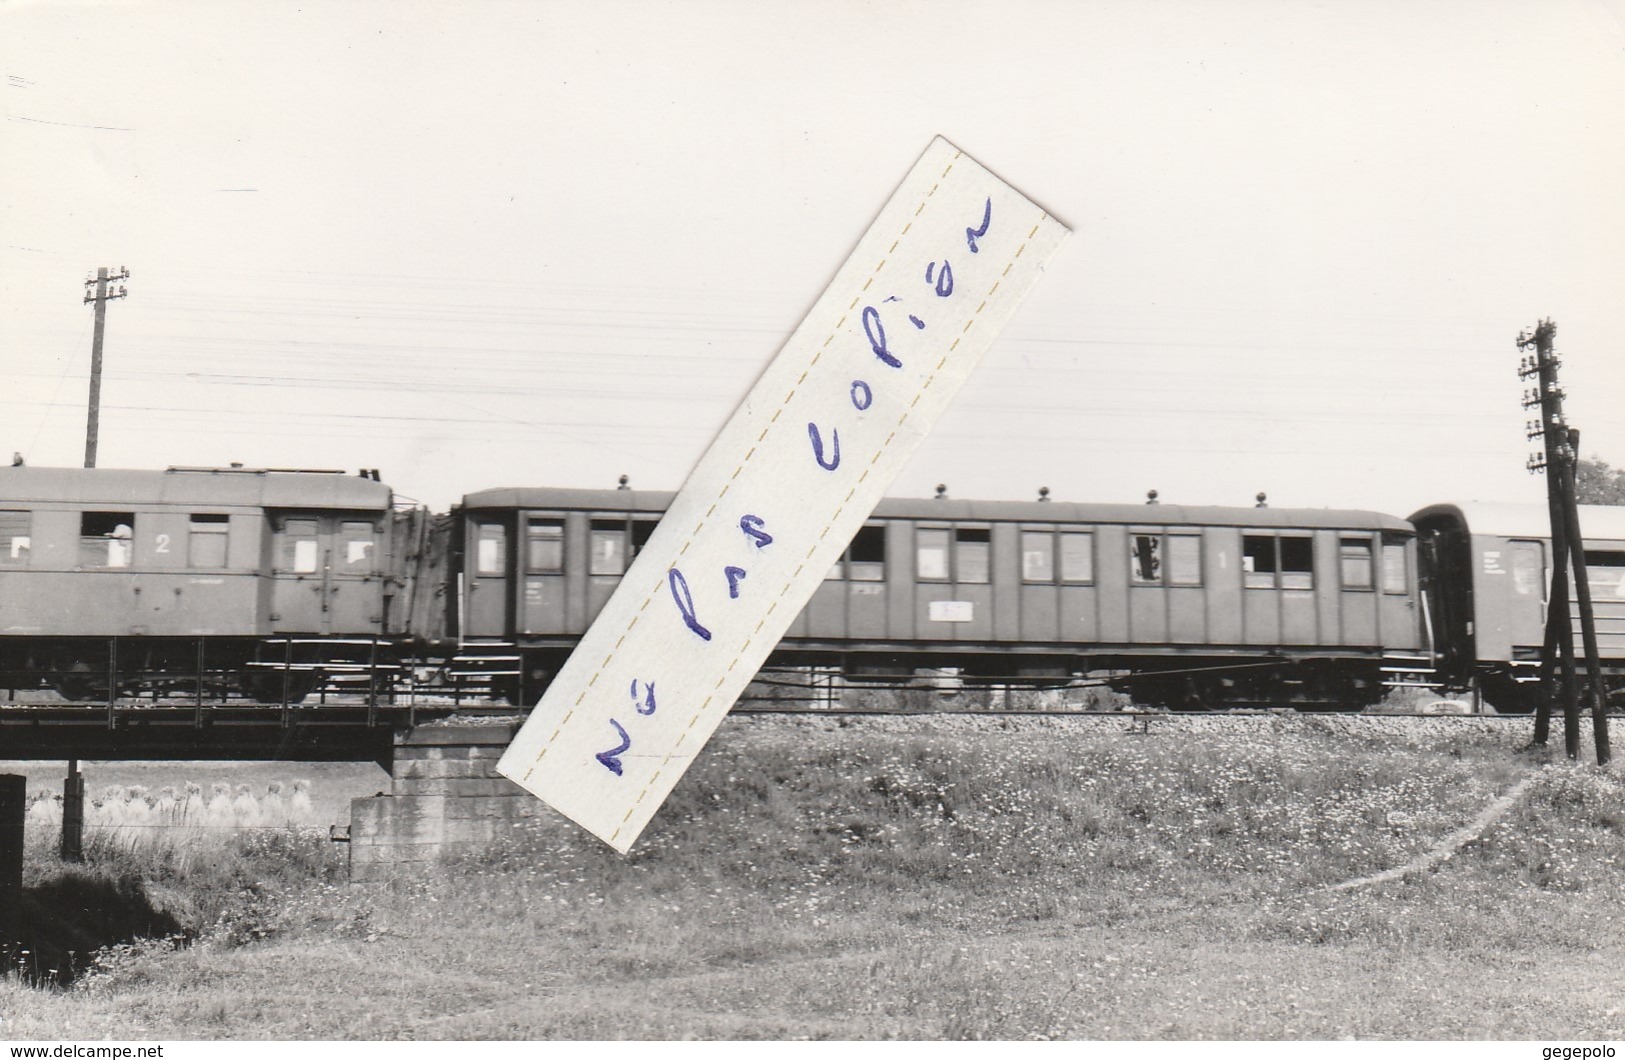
243, 671, 319, 705
52, 662, 101, 703
1127, 674, 1208, 711
1479, 672, 1538, 715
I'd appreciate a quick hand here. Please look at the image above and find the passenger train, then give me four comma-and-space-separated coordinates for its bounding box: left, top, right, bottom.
2, 463, 1621, 712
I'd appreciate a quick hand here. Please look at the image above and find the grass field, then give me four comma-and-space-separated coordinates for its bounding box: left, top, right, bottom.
2, 714, 1622, 1040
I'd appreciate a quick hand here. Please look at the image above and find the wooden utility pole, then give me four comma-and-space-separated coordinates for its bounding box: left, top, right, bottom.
82, 266, 129, 469
1520, 319, 1574, 751
1558, 428, 1612, 765
0, 775, 23, 953
66, 265, 127, 860
61, 763, 84, 862
1517, 319, 1612, 764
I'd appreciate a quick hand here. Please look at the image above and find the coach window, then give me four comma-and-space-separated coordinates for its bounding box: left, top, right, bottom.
279, 518, 320, 574
1381, 535, 1407, 594
1279, 536, 1313, 590
1130, 533, 1161, 584
1242, 535, 1275, 588
474, 522, 507, 576
1059, 530, 1093, 584
0, 510, 30, 566
339, 521, 376, 572
189, 514, 231, 568
81, 511, 135, 569
917, 527, 950, 581
956, 527, 991, 584
1339, 537, 1374, 590
825, 553, 845, 580
1583, 550, 1625, 597
1022, 529, 1054, 583
630, 518, 659, 559
1511, 541, 1543, 597
526, 518, 564, 574
849, 524, 886, 582
590, 519, 626, 575
1167, 534, 1202, 586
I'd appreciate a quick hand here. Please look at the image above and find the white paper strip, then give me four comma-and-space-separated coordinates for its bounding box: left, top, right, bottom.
497, 136, 1069, 851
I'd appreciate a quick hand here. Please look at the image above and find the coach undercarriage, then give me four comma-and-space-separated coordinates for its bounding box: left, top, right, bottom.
0, 636, 403, 705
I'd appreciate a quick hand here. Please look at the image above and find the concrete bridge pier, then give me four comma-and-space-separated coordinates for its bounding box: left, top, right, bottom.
348, 721, 557, 881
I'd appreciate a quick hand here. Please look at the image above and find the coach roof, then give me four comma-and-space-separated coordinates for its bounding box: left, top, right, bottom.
462, 486, 1413, 531
0, 466, 393, 510
1411, 501, 1625, 543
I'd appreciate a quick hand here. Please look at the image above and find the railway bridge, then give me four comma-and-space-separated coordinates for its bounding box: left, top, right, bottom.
0, 697, 540, 885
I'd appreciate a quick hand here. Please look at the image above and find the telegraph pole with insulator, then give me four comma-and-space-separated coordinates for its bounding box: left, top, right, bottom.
82, 265, 130, 469
1517, 319, 1611, 763
63, 265, 128, 861
1519, 320, 1574, 750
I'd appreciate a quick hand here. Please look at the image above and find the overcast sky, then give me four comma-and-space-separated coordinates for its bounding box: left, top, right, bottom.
4, 0, 1623, 515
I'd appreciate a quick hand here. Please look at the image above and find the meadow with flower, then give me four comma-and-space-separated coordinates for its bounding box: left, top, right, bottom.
1, 713, 1621, 1039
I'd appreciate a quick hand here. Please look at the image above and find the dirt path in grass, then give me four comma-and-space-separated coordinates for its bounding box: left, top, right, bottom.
1313, 774, 1536, 894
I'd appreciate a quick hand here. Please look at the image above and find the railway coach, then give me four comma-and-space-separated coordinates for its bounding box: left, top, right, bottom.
449, 486, 1430, 709
0, 465, 409, 701
1411, 501, 1625, 712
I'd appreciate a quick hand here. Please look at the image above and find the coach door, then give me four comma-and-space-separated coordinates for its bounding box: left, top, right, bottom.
271, 515, 324, 633
270, 514, 386, 635
1378, 533, 1421, 649
1504, 539, 1547, 652
329, 517, 384, 633
463, 517, 513, 639
520, 514, 570, 636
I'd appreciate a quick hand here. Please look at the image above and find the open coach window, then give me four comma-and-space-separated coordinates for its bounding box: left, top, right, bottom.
848, 523, 886, 581
631, 518, 659, 559
1279, 537, 1313, 589
81, 511, 135, 569
1244, 533, 1313, 589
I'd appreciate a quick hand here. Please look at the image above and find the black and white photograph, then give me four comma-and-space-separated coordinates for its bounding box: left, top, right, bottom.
2, 0, 1623, 1044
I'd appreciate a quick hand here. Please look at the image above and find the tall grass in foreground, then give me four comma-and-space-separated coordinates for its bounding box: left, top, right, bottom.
16, 777, 345, 982
5, 719, 1624, 1037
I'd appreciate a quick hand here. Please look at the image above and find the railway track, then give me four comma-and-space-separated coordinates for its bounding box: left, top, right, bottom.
727, 703, 1552, 719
